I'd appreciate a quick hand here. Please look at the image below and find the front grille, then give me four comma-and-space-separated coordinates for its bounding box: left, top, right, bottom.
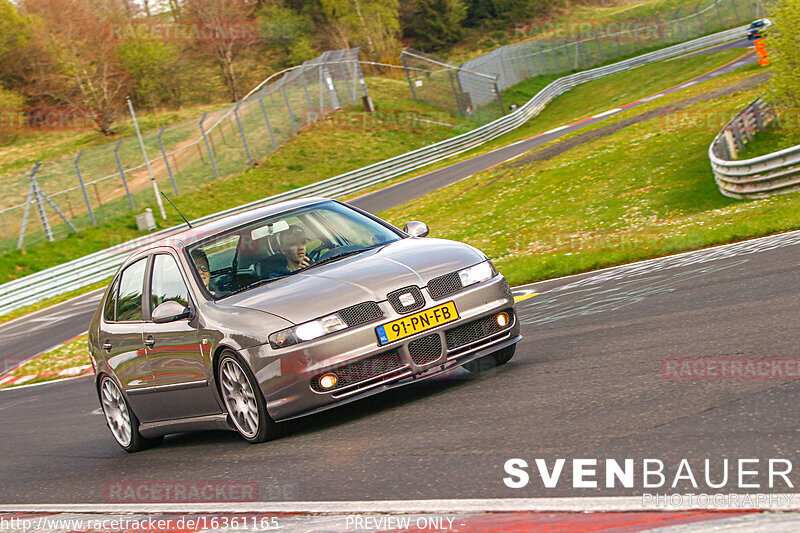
339, 301, 383, 327
310, 351, 402, 392
408, 334, 442, 366
387, 286, 425, 314
445, 310, 513, 351
428, 271, 462, 300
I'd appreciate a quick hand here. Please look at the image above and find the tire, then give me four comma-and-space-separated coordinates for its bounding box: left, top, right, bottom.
99, 376, 163, 453
463, 344, 516, 374
217, 351, 280, 444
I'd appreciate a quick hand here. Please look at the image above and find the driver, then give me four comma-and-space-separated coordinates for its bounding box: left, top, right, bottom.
268, 225, 314, 278
190, 248, 215, 294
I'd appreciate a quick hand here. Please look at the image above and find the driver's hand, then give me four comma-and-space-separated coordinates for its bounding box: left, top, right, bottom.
298, 254, 314, 269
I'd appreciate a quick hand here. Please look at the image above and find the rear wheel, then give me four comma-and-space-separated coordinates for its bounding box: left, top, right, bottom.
99, 376, 162, 453
218, 351, 280, 443
463, 345, 516, 374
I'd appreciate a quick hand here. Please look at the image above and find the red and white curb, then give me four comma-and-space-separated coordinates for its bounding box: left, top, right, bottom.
0, 364, 92, 388
0, 331, 91, 389
1, 506, 799, 532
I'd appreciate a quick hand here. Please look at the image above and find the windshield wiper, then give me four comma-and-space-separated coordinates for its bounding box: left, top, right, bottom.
308, 246, 377, 269
235, 274, 291, 294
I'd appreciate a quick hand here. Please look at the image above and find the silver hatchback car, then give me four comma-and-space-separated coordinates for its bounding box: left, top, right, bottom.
89, 198, 521, 451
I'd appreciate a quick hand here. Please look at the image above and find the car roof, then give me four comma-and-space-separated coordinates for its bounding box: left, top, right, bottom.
134, 196, 332, 255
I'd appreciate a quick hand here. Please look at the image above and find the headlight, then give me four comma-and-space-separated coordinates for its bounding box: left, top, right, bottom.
458, 261, 495, 288
269, 313, 347, 348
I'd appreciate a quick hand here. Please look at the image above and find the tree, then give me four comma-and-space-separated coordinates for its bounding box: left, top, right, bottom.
257, 1, 318, 65
318, 0, 400, 61
17, 0, 133, 134
404, 0, 467, 52
769, 0, 800, 108
183, 0, 260, 102
117, 41, 182, 108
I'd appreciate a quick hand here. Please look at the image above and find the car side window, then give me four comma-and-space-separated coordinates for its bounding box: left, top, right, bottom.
150, 254, 190, 311
102, 277, 119, 322
116, 258, 148, 322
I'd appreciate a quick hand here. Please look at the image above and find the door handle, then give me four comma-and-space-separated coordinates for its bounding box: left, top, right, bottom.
144, 336, 155, 348
102, 342, 112, 352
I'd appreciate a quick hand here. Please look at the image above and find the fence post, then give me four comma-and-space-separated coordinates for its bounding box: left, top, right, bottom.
114, 140, 135, 209
32, 168, 53, 242
318, 62, 326, 113
494, 78, 506, 116
696, 5, 705, 35
17, 163, 39, 249
74, 151, 96, 225
258, 96, 279, 150
297, 64, 315, 122
233, 102, 254, 167
281, 80, 298, 134
199, 112, 220, 179
401, 52, 418, 101
158, 126, 179, 195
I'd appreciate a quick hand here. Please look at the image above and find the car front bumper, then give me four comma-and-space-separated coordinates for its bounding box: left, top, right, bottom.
244, 274, 521, 422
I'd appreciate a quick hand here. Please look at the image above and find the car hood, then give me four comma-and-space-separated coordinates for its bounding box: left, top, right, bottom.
222, 237, 485, 324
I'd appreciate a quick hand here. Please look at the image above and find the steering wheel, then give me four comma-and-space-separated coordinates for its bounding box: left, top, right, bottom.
307, 241, 337, 262
315, 244, 364, 262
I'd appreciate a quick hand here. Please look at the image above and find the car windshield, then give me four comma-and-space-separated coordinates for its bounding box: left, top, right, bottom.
187, 201, 403, 299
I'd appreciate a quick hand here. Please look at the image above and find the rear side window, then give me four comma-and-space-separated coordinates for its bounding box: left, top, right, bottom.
150, 254, 190, 311
102, 277, 119, 322
117, 258, 147, 322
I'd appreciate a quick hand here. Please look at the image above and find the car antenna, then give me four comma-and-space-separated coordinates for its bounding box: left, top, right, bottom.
161, 192, 193, 229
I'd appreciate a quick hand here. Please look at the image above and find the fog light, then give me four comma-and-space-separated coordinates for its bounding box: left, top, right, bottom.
496, 312, 509, 327
319, 374, 338, 389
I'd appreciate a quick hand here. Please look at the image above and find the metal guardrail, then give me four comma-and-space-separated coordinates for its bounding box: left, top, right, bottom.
709, 98, 800, 199
0, 25, 749, 317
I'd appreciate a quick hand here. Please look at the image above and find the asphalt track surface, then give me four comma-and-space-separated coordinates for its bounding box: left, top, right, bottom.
0, 39, 756, 370
2, 229, 800, 504
5, 38, 794, 505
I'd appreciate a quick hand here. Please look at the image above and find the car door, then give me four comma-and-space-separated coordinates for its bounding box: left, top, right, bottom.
143, 252, 222, 420
99, 257, 164, 423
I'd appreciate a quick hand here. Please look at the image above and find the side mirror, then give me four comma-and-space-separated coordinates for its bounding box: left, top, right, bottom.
403, 221, 429, 238
152, 301, 192, 324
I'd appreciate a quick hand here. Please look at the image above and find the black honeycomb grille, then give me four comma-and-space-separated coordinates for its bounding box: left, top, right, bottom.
310, 351, 402, 392
339, 301, 383, 327
408, 334, 443, 366
387, 286, 425, 314
428, 272, 463, 300
445, 311, 513, 351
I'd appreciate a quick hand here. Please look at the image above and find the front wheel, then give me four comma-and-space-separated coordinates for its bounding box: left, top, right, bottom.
463, 344, 516, 374
99, 376, 162, 453
218, 351, 280, 443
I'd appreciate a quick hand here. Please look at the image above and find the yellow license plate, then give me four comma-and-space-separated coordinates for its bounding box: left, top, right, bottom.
376, 301, 459, 345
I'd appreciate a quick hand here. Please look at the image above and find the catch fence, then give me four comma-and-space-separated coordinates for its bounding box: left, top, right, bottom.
1, 48, 367, 252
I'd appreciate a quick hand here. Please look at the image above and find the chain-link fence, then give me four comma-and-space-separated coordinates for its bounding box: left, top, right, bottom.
1, 48, 368, 253
403, 0, 764, 122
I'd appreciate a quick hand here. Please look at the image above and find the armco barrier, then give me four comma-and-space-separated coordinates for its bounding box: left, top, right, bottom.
0, 26, 748, 317
710, 98, 800, 198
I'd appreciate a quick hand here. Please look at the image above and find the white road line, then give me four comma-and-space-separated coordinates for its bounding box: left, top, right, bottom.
1, 495, 799, 514
640, 93, 665, 102
592, 108, 623, 119
542, 125, 570, 135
